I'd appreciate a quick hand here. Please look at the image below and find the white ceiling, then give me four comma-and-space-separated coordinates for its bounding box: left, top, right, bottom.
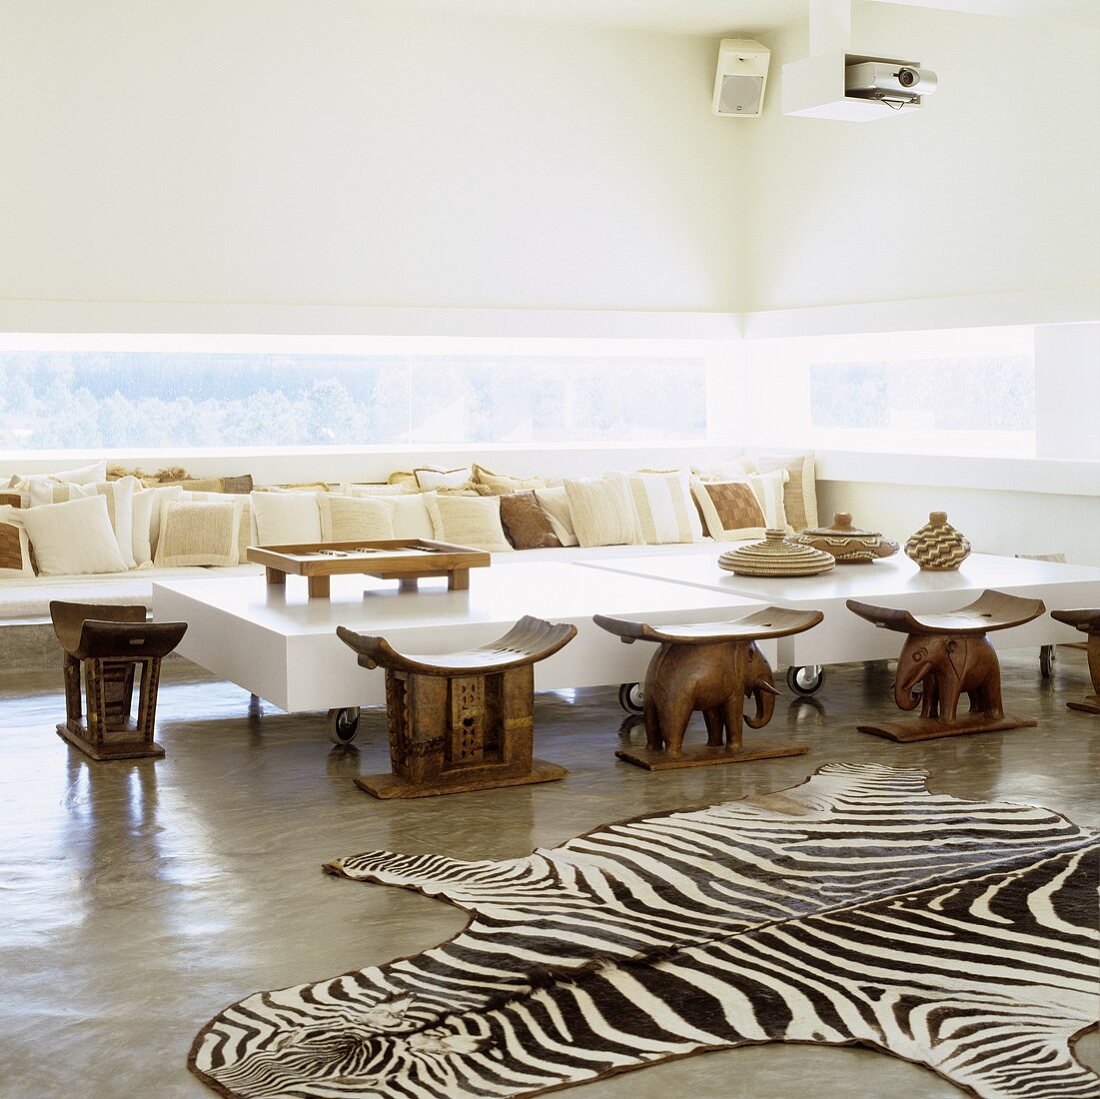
399, 0, 1100, 36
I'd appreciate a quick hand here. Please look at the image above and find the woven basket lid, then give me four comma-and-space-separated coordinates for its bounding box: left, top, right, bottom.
791, 512, 899, 562
718, 529, 836, 577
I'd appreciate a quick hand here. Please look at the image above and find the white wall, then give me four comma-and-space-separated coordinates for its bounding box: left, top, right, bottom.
742, 5, 1100, 313
0, 1, 746, 313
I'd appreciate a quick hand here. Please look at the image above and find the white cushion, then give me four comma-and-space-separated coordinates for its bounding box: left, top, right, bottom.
414, 466, 473, 491
693, 455, 757, 480
19, 495, 128, 575
625, 469, 703, 544
748, 449, 817, 530
423, 493, 512, 552
155, 499, 244, 567
318, 494, 396, 542
348, 482, 418, 497
249, 490, 322, 547
388, 494, 435, 540
24, 477, 138, 569
0, 505, 34, 577
132, 485, 183, 567
534, 486, 578, 547
563, 475, 643, 548
8, 458, 107, 487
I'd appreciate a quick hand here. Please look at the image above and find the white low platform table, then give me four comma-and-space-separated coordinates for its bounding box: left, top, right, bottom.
150, 562, 766, 713
580, 552, 1100, 667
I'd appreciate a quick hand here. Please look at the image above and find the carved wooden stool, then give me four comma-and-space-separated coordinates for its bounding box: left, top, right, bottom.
593, 607, 823, 771
49, 601, 188, 761
336, 616, 576, 798
846, 589, 1044, 742
1050, 609, 1100, 714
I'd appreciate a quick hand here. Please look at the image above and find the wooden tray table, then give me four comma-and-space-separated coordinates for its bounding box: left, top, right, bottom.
247, 539, 491, 599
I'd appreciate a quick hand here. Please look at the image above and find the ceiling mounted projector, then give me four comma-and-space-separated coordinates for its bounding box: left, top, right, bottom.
711, 38, 771, 118
845, 62, 938, 104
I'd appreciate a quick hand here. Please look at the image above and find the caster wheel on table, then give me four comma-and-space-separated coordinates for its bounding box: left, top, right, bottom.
1039, 645, 1056, 679
618, 682, 645, 715
786, 665, 825, 696
327, 707, 361, 745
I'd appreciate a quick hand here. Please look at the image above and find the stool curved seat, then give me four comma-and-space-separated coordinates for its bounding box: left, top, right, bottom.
846, 589, 1045, 636
50, 600, 146, 653
336, 615, 577, 676
1051, 608, 1100, 633
594, 607, 822, 646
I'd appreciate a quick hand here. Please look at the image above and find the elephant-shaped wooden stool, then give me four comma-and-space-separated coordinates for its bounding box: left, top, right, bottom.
1050, 609, 1100, 714
594, 607, 823, 770
847, 589, 1045, 742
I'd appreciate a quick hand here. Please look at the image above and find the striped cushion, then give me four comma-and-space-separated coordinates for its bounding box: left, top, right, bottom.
748, 449, 817, 530
626, 469, 703, 545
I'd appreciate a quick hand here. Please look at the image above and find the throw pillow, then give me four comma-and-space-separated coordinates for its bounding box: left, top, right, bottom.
743, 468, 789, 530
0, 491, 22, 508
471, 463, 546, 495
318, 494, 396, 542
24, 477, 138, 569
498, 491, 561, 550
423, 493, 512, 552
388, 494, 435, 540
179, 474, 254, 495
19, 495, 129, 576
132, 484, 183, 567
348, 482, 419, 497
414, 466, 475, 492
691, 478, 767, 541
692, 455, 757, 480
0, 506, 34, 577
249, 490, 322, 547
563, 475, 643, 548
180, 491, 254, 561
626, 469, 703, 544
11, 458, 107, 486
155, 499, 244, 567
748, 449, 818, 530
533, 486, 579, 547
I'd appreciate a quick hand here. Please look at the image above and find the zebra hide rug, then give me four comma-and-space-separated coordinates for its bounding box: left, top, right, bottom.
189, 762, 1099, 1099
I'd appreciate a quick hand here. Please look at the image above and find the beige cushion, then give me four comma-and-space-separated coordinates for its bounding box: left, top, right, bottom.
748, 449, 817, 530
414, 466, 473, 492
24, 477, 138, 569
423, 493, 512, 552
693, 455, 757, 481
563, 475, 643, 548
249, 490, 322, 547
179, 491, 253, 561
132, 485, 183, 567
155, 499, 244, 567
0, 506, 34, 577
348, 482, 418, 497
626, 469, 702, 544
691, 478, 767, 541
471, 463, 545, 495
318, 494, 396, 542
19, 495, 129, 575
389, 494, 435, 540
534, 486, 579, 547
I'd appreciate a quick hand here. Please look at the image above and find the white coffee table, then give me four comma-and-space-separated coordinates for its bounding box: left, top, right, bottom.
579, 551, 1100, 688
151, 562, 767, 740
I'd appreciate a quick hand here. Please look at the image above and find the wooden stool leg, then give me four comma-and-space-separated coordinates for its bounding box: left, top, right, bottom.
1067, 630, 1100, 714
62, 651, 82, 727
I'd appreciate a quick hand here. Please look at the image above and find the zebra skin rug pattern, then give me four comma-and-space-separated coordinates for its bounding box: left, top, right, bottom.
189, 763, 1099, 1099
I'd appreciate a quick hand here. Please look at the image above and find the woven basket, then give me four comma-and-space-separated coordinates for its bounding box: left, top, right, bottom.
719, 529, 835, 577
792, 512, 899, 564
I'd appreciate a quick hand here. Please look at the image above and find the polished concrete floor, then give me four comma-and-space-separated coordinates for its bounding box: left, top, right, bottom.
1, 650, 1097, 1099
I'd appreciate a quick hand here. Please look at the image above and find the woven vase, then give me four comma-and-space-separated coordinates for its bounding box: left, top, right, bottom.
905, 511, 971, 571
718, 529, 835, 577
792, 513, 899, 564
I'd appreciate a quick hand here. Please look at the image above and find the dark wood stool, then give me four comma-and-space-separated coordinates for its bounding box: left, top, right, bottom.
594, 607, 823, 771
49, 601, 188, 760
1050, 609, 1100, 714
336, 615, 576, 798
846, 589, 1044, 742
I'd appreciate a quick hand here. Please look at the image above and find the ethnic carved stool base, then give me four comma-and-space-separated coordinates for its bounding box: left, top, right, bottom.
594, 607, 823, 771
846, 589, 1045, 742
337, 616, 576, 798
1050, 609, 1100, 714
49, 601, 188, 761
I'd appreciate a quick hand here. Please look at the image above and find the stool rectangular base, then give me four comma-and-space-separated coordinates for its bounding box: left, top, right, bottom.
857, 713, 1037, 743
1067, 695, 1100, 714
56, 723, 166, 761
616, 742, 809, 771
355, 758, 568, 799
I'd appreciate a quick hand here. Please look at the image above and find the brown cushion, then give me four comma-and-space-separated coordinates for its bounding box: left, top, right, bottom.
178, 474, 254, 495
0, 520, 29, 572
0, 491, 21, 508
701, 481, 765, 531
499, 491, 561, 550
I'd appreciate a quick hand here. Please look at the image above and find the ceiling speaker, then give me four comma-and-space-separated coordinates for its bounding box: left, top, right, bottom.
712, 38, 771, 118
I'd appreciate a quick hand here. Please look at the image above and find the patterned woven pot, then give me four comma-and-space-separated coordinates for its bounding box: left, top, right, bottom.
905, 511, 971, 571
792, 513, 899, 564
718, 529, 835, 577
